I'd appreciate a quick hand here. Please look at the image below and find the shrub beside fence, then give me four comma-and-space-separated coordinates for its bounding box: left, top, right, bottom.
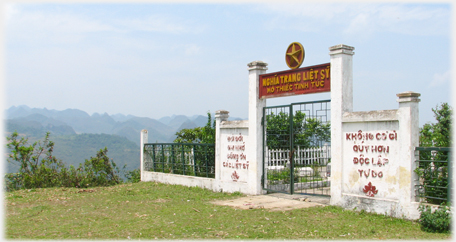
143, 143, 215, 178
414, 147, 452, 204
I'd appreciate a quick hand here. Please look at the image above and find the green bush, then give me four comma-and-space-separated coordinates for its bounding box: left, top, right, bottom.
125, 168, 141, 183
5, 131, 123, 191
59, 148, 123, 188
418, 204, 452, 233
267, 168, 299, 184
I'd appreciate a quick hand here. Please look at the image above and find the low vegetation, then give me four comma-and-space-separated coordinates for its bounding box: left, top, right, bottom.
5, 182, 451, 240
5, 131, 138, 191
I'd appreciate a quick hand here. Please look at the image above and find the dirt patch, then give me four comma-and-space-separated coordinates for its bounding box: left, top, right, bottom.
211, 195, 326, 211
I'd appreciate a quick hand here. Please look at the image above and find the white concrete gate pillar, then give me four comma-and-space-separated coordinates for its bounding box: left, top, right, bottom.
247, 61, 268, 194
329, 44, 355, 204
215, 110, 229, 181
396, 91, 421, 210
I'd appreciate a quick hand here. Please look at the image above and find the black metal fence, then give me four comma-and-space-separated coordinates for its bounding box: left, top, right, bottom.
144, 143, 215, 178
415, 147, 452, 204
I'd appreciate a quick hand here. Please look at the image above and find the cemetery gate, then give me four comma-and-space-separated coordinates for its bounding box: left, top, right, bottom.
262, 100, 331, 195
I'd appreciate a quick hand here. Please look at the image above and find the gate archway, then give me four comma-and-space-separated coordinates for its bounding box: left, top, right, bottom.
262, 100, 331, 196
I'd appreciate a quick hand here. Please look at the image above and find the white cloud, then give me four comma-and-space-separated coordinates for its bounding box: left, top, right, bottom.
8, 10, 116, 34
6, 7, 119, 45
6, 7, 206, 46
430, 70, 450, 87
115, 15, 205, 34
258, 3, 449, 36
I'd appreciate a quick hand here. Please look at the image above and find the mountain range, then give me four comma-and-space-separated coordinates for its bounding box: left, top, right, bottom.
5, 105, 232, 145
4, 105, 242, 175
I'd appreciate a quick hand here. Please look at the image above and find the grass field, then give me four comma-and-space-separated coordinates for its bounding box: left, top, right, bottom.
5, 181, 452, 240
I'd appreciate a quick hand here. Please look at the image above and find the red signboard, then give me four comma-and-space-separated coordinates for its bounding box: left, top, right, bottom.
259, 63, 330, 99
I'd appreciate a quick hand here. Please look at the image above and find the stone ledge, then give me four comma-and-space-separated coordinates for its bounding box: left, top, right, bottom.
342, 110, 398, 122
220, 120, 249, 128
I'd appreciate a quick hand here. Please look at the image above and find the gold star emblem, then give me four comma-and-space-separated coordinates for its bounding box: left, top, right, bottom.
285, 42, 305, 69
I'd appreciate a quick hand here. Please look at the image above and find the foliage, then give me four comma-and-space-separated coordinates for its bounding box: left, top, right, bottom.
172, 112, 216, 175
125, 168, 141, 183
174, 112, 215, 144
416, 103, 452, 204
414, 151, 450, 204
266, 111, 330, 149
419, 102, 452, 159
5, 131, 66, 191
60, 148, 123, 188
6, 132, 140, 177
418, 204, 452, 233
5, 131, 123, 191
267, 168, 299, 184
52, 133, 140, 174
267, 166, 323, 185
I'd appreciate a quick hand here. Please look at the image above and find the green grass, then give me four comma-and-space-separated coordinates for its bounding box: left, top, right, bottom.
5, 182, 452, 240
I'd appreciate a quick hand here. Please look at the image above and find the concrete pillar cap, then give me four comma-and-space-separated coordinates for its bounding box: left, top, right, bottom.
329, 44, 355, 51
397, 91, 421, 103
215, 110, 229, 120
215, 110, 229, 114
247, 61, 268, 70
329, 44, 355, 56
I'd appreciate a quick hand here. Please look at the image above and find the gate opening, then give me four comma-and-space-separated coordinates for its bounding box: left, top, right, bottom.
262, 100, 331, 196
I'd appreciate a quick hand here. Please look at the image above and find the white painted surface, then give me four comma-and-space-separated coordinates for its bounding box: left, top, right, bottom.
329, 44, 421, 219
247, 61, 268, 195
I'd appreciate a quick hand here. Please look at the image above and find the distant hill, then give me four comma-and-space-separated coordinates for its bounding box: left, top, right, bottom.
6, 106, 204, 144
4, 105, 245, 174
52, 133, 140, 172
6, 105, 244, 144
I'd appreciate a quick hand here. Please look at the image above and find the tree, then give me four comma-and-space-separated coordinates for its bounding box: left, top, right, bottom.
5, 131, 66, 190
416, 102, 452, 204
172, 112, 216, 176
265, 111, 330, 149
420, 102, 452, 148
79, 148, 122, 187
173, 112, 215, 144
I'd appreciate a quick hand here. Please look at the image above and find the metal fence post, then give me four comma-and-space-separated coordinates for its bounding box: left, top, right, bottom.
205, 145, 209, 178
181, 144, 185, 175
161, 144, 165, 173
171, 145, 175, 173
289, 104, 294, 194
152, 144, 156, 171
193, 145, 197, 176
447, 151, 452, 204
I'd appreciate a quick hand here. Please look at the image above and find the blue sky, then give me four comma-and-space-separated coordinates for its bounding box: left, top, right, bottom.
3, 2, 452, 126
